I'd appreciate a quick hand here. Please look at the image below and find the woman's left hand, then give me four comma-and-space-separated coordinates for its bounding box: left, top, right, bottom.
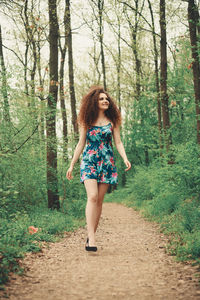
124, 159, 131, 171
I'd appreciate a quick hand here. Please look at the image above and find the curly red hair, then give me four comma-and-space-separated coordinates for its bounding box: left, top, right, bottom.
78, 86, 121, 128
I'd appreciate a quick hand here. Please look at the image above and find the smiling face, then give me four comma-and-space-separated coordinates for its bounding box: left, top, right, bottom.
98, 93, 110, 111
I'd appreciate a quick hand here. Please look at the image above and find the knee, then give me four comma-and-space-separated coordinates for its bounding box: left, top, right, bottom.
88, 194, 98, 204
97, 196, 103, 207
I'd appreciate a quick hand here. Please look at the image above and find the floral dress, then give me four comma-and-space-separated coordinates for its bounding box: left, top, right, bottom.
80, 122, 118, 185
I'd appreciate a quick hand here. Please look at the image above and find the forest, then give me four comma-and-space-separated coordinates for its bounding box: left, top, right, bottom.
0, 0, 200, 286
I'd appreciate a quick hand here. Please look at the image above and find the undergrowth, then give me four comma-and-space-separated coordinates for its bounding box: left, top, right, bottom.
105, 141, 200, 266
0, 203, 85, 288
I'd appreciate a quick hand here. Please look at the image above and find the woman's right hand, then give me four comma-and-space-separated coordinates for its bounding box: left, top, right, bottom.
66, 166, 74, 180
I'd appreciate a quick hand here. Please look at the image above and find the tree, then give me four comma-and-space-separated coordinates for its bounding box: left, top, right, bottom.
160, 0, 171, 150
0, 25, 11, 124
97, 0, 107, 90
47, 0, 60, 209
87, 0, 107, 90
147, 0, 162, 150
65, 0, 78, 134
121, 0, 143, 101
59, 2, 68, 160
187, 0, 200, 144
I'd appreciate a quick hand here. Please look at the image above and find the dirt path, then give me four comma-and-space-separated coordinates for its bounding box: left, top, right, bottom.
2, 203, 200, 300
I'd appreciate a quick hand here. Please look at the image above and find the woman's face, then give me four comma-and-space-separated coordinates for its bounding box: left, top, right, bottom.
98, 93, 109, 111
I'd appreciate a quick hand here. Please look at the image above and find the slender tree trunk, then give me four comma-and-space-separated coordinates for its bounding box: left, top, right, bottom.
124, 0, 141, 100
24, 41, 29, 96
160, 0, 170, 150
30, 40, 37, 97
47, 0, 60, 209
59, 53, 68, 206
24, 1, 29, 96
59, 2, 68, 160
0, 25, 11, 124
24, 1, 37, 99
65, 0, 78, 134
24, 0, 32, 100
132, 31, 141, 100
148, 0, 162, 149
188, 0, 200, 144
132, 0, 141, 100
98, 0, 107, 90
117, 15, 121, 111
91, 41, 101, 84
36, 34, 45, 143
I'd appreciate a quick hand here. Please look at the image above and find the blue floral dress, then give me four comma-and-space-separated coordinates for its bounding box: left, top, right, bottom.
80, 123, 118, 185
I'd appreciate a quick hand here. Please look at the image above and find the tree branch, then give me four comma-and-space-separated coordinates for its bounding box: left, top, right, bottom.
13, 123, 39, 153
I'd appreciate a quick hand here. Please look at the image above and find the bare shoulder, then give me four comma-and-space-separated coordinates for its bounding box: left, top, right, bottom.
79, 125, 87, 134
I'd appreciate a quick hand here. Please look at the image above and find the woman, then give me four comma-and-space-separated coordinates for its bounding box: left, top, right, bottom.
66, 86, 131, 252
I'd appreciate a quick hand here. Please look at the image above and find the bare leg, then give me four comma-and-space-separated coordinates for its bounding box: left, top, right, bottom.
84, 179, 98, 247
94, 183, 109, 233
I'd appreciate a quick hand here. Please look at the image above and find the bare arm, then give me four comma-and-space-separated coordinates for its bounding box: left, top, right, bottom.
66, 126, 87, 180
113, 125, 131, 171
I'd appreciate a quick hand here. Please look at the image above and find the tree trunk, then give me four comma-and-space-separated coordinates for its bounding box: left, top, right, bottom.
117, 15, 121, 111
133, 0, 142, 100
91, 40, 101, 84
98, 0, 107, 90
188, 0, 200, 144
24, 41, 29, 96
0, 25, 11, 124
24, 0, 36, 99
124, 0, 141, 100
160, 0, 170, 150
23, 1, 30, 96
47, 0, 60, 209
30, 39, 37, 97
36, 32, 45, 143
65, 0, 78, 134
148, 0, 162, 149
132, 30, 141, 100
59, 2, 68, 160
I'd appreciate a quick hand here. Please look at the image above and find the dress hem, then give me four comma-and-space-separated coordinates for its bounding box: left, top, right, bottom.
80, 179, 118, 185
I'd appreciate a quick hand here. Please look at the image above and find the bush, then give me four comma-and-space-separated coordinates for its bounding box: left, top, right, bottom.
111, 141, 200, 262
0, 206, 83, 286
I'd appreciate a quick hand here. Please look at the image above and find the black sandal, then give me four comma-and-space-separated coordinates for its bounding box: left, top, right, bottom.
85, 238, 97, 252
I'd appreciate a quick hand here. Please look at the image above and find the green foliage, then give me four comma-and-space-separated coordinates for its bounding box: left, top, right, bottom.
0, 97, 87, 286
0, 5, 199, 288
0, 205, 84, 286
58, 161, 87, 218
107, 141, 200, 263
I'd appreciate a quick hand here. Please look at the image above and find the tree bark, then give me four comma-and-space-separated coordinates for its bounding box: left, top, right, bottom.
65, 0, 78, 135
24, 41, 29, 96
36, 28, 45, 143
148, 0, 162, 149
160, 0, 170, 150
0, 25, 11, 124
117, 14, 121, 111
124, 0, 142, 101
132, 0, 141, 101
23, 1, 30, 96
24, 0, 37, 98
47, 0, 60, 209
188, 0, 200, 144
59, 2, 68, 160
98, 0, 107, 90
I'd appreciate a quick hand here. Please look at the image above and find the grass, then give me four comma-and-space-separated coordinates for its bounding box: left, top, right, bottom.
105, 185, 200, 269
0, 205, 85, 288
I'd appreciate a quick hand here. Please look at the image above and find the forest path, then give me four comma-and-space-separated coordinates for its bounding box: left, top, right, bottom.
2, 203, 200, 300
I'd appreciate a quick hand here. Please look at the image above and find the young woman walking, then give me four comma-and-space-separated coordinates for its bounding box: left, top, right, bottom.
66, 86, 131, 251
